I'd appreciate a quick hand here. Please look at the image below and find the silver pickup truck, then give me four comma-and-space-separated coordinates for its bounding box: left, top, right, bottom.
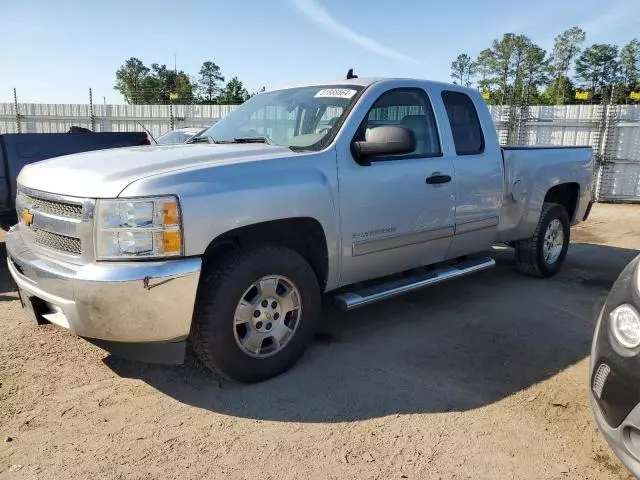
7, 77, 594, 382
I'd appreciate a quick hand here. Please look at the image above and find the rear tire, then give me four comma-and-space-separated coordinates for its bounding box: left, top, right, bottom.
191, 244, 321, 383
515, 202, 570, 278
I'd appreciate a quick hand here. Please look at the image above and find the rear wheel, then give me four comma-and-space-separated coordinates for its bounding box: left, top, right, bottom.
191, 244, 321, 383
515, 202, 570, 278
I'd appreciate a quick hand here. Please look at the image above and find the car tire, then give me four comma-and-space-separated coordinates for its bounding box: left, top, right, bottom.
190, 244, 321, 383
515, 202, 570, 278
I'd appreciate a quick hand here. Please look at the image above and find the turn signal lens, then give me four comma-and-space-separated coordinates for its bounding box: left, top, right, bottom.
163, 201, 180, 226
163, 231, 182, 254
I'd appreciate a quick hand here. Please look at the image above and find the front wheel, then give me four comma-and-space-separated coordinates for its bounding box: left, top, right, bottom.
190, 244, 321, 383
515, 202, 570, 278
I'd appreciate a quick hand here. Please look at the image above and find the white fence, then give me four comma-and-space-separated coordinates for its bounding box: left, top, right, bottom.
0, 103, 237, 138
1, 102, 640, 202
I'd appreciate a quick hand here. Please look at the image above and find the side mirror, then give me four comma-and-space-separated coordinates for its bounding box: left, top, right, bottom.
352, 126, 416, 164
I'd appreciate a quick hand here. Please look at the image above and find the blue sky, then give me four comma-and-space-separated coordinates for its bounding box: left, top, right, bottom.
1, 0, 637, 104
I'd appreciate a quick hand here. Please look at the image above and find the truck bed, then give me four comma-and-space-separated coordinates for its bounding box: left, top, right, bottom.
497, 145, 594, 243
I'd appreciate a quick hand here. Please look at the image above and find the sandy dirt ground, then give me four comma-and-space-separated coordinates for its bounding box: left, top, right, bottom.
1, 203, 640, 480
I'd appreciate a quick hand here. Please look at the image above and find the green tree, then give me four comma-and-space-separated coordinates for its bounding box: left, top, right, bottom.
539, 76, 576, 105
509, 35, 534, 104
114, 58, 196, 104
197, 61, 225, 104
520, 45, 551, 104
489, 33, 518, 104
550, 27, 586, 104
217, 77, 250, 104
147, 63, 196, 104
481, 34, 547, 105
575, 44, 619, 98
475, 48, 495, 92
174, 72, 196, 104
114, 57, 150, 104
620, 39, 640, 91
450, 53, 476, 86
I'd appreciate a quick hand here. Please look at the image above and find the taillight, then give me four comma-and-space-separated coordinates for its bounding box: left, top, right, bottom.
142, 136, 151, 145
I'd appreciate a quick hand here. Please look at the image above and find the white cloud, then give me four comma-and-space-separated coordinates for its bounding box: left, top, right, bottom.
290, 0, 420, 64
536, 3, 635, 53
579, 4, 635, 39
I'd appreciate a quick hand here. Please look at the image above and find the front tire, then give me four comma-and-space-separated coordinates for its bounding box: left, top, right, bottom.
515, 202, 570, 278
191, 244, 321, 383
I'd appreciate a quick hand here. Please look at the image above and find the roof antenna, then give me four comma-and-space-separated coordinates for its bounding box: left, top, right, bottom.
346, 68, 358, 80
136, 121, 157, 144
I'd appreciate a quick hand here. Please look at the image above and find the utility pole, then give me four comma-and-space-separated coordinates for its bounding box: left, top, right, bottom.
13, 88, 21, 133
170, 52, 177, 130
89, 88, 95, 131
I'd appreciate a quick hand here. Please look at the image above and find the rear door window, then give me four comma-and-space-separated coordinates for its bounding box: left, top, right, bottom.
441, 91, 484, 155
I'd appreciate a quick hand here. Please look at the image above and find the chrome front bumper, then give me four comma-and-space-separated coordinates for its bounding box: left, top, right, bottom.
6, 226, 201, 345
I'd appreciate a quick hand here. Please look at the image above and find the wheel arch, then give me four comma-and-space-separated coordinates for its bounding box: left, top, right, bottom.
202, 217, 330, 291
544, 182, 580, 222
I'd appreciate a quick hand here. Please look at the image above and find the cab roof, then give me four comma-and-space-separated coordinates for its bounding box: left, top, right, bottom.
265, 77, 467, 93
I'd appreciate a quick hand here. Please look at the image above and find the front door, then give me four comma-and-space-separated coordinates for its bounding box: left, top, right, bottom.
337, 86, 456, 286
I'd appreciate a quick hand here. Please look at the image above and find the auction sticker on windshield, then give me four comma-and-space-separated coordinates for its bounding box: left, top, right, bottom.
314, 88, 358, 99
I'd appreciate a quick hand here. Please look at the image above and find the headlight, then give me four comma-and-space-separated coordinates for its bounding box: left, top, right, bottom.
610, 304, 640, 349
95, 196, 182, 259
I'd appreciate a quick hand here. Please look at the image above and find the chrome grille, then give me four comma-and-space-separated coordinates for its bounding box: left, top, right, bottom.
17, 188, 90, 257
592, 363, 611, 399
17, 191, 83, 219
33, 229, 82, 255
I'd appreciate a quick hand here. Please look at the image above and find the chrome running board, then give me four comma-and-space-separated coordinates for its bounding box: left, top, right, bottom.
334, 257, 495, 311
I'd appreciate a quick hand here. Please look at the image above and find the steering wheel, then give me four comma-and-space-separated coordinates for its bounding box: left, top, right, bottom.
318, 126, 332, 135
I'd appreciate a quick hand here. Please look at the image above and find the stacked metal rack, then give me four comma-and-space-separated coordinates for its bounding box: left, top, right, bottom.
595, 103, 640, 202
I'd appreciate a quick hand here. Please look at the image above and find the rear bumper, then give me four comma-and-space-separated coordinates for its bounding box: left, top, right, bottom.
6, 226, 201, 361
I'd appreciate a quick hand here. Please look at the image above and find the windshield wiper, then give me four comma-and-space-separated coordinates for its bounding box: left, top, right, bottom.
233, 136, 272, 144
188, 136, 212, 144
186, 136, 274, 146
215, 136, 275, 146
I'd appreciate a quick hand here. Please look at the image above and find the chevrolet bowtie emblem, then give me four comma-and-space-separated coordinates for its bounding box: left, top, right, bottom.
21, 208, 34, 227
264, 312, 272, 320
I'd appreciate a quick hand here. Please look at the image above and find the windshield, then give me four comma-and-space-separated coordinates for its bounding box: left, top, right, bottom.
157, 130, 198, 145
201, 85, 364, 150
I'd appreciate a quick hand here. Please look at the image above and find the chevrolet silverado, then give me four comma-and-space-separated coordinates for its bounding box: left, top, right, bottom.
7, 76, 594, 382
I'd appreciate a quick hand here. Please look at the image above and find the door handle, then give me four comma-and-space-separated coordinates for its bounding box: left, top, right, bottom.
426, 173, 452, 185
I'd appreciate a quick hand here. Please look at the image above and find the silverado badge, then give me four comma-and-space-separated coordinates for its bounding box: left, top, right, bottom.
21, 208, 33, 227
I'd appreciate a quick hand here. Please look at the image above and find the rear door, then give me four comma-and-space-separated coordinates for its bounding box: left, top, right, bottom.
438, 90, 503, 258
336, 85, 456, 285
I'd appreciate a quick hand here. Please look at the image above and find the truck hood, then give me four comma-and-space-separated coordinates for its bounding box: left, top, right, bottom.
17, 143, 292, 198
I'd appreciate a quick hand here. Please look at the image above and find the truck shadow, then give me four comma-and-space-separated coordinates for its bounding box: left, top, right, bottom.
102, 242, 634, 422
